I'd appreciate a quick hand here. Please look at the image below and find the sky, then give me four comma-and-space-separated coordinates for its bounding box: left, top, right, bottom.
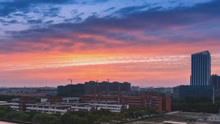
0, 0, 220, 87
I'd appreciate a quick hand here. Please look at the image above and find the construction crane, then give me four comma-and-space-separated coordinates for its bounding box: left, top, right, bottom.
68, 79, 73, 84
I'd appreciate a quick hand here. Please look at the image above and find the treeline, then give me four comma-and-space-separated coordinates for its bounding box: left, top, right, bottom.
0, 106, 157, 124
172, 96, 220, 113
0, 95, 19, 101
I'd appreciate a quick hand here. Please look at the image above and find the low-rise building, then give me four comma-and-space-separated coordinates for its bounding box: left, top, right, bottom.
8, 97, 128, 114
8, 97, 37, 111
26, 103, 71, 115
90, 103, 128, 113
80, 95, 171, 114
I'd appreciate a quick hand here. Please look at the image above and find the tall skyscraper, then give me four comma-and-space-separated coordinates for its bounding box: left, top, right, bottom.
191, 51, 211, 86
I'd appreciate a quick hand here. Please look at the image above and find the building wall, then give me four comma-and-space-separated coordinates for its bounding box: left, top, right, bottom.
162, 96, 171, 113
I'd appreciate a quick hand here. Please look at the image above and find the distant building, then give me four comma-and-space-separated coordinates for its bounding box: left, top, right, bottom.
84, 81, 97, 95
211, 74, 220, 90
80, 81, 131, 96
154, 88, 173, 96
36, 87, 57, 96
130, 86, 140, 92
0, 87, 57, 97
191, 51, 211, 86
138, 87, 173, 96
58, 81, 131, 97
99, 81, 131, 94
57, 84, 85, 97
120, 82, 131, 92
173, 85, 213, 99
109, 82, 121, 93
210, 74, 220, 97
97, 81, 110, 94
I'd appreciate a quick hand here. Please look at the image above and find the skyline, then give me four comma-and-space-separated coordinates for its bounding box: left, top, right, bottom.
0, 0, 220, 87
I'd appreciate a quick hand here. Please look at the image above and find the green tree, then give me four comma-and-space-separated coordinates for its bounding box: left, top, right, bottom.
62, 112, 88, 124
97, 116, 111, 123
5, 111, 30, 122
32, 113, 61, 124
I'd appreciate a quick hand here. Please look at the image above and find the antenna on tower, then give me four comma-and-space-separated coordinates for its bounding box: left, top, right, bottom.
68, 79, 73, 84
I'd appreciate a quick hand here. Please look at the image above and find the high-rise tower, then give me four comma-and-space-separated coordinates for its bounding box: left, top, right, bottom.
191, 51, 211, 86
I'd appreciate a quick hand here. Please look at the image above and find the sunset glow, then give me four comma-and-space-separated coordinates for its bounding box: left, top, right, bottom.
0, 0, 220, 87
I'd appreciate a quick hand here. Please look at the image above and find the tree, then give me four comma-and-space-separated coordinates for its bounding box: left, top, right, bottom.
5, 111, 30, 122
61, 112, 88, 124
32, 113, 61, 124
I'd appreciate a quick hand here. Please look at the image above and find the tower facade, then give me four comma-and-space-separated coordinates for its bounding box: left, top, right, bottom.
191, 51, 211, 86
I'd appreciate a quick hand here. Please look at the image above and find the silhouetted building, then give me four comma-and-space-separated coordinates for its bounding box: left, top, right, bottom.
57, 84, 85, 97
211, 74, 220, 90
109, 82, 121, 93
191, 51, 211, 86
85, 81, 97, 95
84, 81, 131, 95
173, 85, 213, 99
97, 81, 110, 94
130, 86, 140, 92
120, 82, 131, 92
210, 74, 220, 97
58, 81, 131, 97
36, 87, 57, 96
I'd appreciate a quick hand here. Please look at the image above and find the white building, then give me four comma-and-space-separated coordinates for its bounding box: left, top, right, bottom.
8, 97, 129, 115
0, 101, 9, 106
90, 103, 128, 113
8, 98, 20, 111
26, 103, 71, 115
68, 102, 128, 113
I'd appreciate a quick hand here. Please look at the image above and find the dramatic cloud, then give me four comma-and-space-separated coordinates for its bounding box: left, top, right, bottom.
0, 0, 219, 87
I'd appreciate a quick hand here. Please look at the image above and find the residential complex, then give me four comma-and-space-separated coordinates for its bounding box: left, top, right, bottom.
57, 81, 131, 97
